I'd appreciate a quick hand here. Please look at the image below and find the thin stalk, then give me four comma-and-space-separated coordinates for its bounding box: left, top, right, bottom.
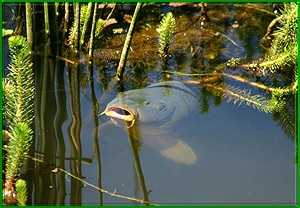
209, 30, 243, 51
74, 2, 80, 51
54, 2, 60, 41
55, 2, 59, 13
25, 2, 33, 49
105, 3, 116, 20
263, 15, 284, 39
233, 3, 275, 15
223, 73, 297, 93
44, 2, 50, 40
32, 3, 36, 46
27, 155, 157, 205
63, 3, 70, 39
89, 2, 98, 58
166, 71, 297, 93
115, 2, 142, 81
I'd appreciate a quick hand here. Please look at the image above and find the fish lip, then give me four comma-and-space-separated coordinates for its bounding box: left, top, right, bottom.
104, 105, 136, 121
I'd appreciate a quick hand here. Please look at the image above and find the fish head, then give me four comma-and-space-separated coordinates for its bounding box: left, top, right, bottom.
100, 81, 198, 165
103, 88, 177, 130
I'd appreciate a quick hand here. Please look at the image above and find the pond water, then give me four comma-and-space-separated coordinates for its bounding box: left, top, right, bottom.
2, 2, 296, 206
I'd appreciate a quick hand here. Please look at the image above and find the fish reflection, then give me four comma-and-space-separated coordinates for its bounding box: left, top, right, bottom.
100, 81, 198, 165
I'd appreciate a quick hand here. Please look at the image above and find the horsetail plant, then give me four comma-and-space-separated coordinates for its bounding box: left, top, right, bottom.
157, 12, 176, 60
3, 35, 34, 205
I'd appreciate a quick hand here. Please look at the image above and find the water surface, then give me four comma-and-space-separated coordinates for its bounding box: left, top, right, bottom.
2, 2, 296, 206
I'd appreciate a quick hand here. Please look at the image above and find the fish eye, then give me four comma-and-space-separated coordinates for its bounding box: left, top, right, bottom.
156, 102, 167, 111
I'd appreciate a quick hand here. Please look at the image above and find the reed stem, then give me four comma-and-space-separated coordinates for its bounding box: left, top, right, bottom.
115, 2, 142, 81
44, 2, 50, 40
25, 2, 33, 49
63, 2, 70, 39
89, 2, 98, 58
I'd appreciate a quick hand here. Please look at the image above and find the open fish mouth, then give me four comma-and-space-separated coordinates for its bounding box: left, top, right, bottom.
100, 105, 136, 127
104, 106, 135, 121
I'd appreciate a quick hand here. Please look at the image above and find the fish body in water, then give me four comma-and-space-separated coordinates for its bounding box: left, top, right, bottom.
101, 81, 198, 165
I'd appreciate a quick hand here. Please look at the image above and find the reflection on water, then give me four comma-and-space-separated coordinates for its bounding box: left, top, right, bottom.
3, 2, 296, 206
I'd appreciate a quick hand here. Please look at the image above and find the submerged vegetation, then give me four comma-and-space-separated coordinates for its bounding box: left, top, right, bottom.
157, 12, 176, 63
2, 35, 34, 205
205, 2, 297, 115
2, 2, 297, 205
235, 2, 298, 114
246, 3, 298, 73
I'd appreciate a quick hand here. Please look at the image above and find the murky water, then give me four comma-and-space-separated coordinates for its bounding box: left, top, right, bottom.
3, 2, 296, 205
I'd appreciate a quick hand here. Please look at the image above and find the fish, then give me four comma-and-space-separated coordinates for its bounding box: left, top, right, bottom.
100, 81, 198, 165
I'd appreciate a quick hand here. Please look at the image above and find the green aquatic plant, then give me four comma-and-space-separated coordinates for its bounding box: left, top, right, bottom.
3, 36, 34, 125
80, 3, 93, 48
68, 3, 81, 49
168, 4, 298, 113
167, 70, 294, 113
157, 12, 176, 59
95, 18, 104, 39
213, 75, 293, 113
222, 71, 297, 113
2, 35, 34, 204
15, 178, 28, 206
235, 3, 298, 116
203, 83, 283, 113
5, 123, 33, 189
245, 2, 298, 74
265, 3, 297, 71
226, 2, 298, 163
68, 3, 105, 51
